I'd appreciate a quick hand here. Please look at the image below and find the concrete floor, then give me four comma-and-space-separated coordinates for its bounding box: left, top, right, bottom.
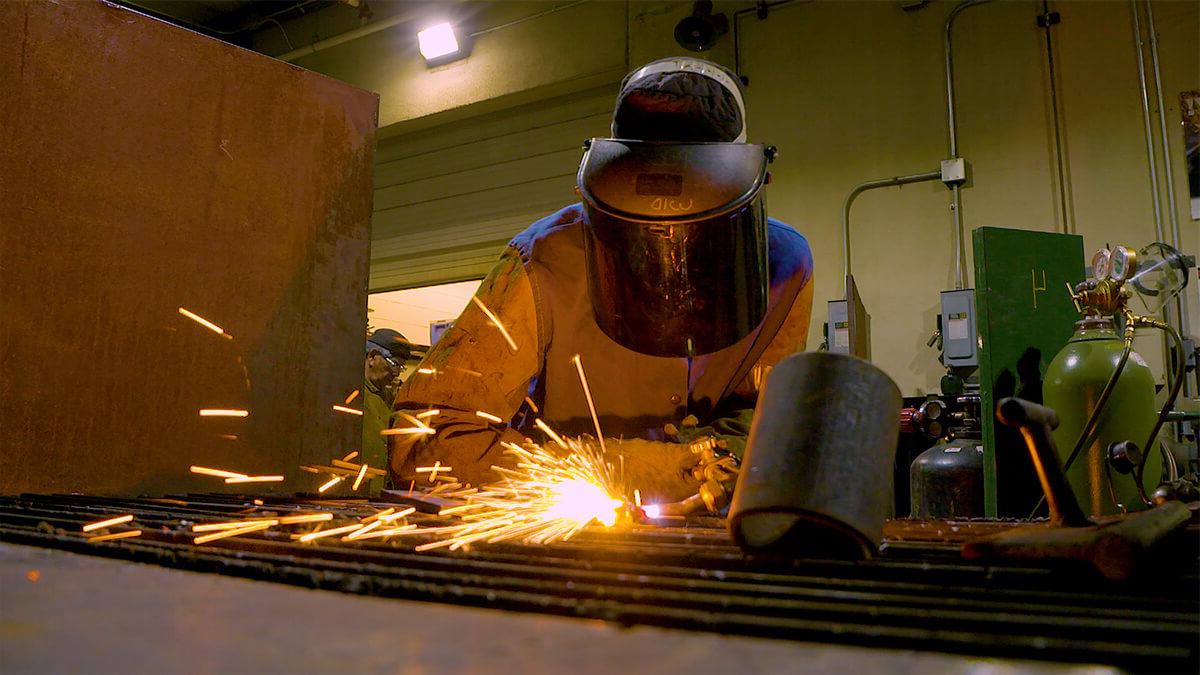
0, 543, 1118, 675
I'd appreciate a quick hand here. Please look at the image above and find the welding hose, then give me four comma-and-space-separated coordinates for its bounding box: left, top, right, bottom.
1133, 321, 1188, 505
1028, 327, 1133, 520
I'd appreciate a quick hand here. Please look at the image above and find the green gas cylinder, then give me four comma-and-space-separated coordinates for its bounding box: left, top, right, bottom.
1043, 317, 1160, 516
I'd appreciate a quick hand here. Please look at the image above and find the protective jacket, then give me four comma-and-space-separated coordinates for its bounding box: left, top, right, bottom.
390, 203, 813, 486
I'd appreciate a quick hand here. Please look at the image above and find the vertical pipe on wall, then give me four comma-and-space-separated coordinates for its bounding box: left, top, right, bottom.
1144, 0, 1181, 249
1040, 1, 1071, 234
1144, 0, 1192, 397
944, 0, 992, 290
1128, 0, 1166, 243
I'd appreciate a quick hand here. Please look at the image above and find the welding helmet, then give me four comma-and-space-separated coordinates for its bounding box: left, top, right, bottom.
577, 138, 774, 357
611, 56, 747, 143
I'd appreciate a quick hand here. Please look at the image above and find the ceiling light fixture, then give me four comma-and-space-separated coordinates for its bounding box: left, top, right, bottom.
417, 22, 460, 62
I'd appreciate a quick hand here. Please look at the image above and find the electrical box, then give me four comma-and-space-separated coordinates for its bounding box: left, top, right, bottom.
825, 275, 871, 359
827, 299, 850, 354
973, 227, 1085, 517
940, 289, 978, 368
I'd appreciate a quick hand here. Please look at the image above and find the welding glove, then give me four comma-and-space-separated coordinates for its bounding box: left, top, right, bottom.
663, 409, 755, 459
603, 438, 702, 504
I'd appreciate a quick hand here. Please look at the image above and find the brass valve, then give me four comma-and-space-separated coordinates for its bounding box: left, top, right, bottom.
1067, 279, 1130, 317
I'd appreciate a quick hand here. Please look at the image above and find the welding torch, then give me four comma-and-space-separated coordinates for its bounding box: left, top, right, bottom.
644, 436, 741, 517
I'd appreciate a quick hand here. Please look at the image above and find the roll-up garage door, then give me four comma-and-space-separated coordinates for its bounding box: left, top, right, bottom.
369, 84, 616, 292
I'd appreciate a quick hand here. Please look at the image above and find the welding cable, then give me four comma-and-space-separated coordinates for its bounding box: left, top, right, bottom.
1027, 331, 1132, 520
1133, 321, 1188, 505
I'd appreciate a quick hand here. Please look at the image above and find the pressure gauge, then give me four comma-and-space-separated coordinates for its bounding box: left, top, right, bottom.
1090, 248, 1112, 281
1108, 246, 1137, 283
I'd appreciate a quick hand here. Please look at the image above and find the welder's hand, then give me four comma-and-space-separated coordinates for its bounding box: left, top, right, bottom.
603, 438, 702, 504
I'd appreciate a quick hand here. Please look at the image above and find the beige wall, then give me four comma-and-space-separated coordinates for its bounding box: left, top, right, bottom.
272, 0, 1198, 395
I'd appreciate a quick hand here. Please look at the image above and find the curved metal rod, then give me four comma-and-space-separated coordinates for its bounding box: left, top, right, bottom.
944, 0, 993, 290
841, 171, 942, 281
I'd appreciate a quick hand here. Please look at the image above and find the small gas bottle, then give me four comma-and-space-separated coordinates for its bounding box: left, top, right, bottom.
909, 394, 985, 519
1043, 317, 1160, 515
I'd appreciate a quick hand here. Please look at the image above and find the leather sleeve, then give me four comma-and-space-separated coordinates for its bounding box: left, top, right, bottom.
388, 249, 543, 487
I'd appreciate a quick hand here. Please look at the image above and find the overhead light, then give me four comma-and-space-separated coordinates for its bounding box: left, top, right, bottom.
417, 22, 459, 62
674, 1, 728, 52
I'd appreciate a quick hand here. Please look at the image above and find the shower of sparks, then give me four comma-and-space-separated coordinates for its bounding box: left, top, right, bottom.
534, 418, 568, 449
87, 529, 143, 543
343, 390, 361, 405
277, 513, 333, 525
190, 466, 248, 479
404, 436, 624, 551
298, 523, 361, 542
342, 520, 382, 540
318, 476, 343, 493
193, 521, 272, 545
416, 409, 440, 418
417, 368, 437, 375
396, 412, 433, 430
224, 475, 284, 484
192, 518, 279, 532
178, 307, 232, 338
332, 405, 363, 416
360, 508, 395, 523
351, 463, 369, 491
199, 409, 249, 417
355, 524, 417, 539
571, 354, 606, 455
470, 296, 518, 352
378, 507, 416, 523
381, 427, 435, 436
475, 410, 503, 424
82, 514, 134, 532
416, 461, 450, 482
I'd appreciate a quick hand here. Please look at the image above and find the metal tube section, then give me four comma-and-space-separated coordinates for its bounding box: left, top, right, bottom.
1128, 0, 1165, 243
842, 171, 943, 281
944, 0, 992, 290
944, 0, 992, 158
1143, 0, 1192, 372
1041, 0, 1071, 234
951, 183, 964, 289
1144, 0, 1181, 248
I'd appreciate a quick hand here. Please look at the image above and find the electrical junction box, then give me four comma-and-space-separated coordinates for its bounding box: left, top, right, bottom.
827, 299, 849, 354
940, 157, 967, 185
940, 289, 978, 368
825, 275, 871, 359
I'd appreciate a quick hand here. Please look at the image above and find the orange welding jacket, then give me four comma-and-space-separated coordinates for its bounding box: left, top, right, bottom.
390, 204, 813, 486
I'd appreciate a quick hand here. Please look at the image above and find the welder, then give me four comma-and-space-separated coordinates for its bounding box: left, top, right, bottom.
389, 57, 814, 505
363, 329, 410, 475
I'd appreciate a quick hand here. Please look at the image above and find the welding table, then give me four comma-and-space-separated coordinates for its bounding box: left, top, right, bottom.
0, 493, 1195, 674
